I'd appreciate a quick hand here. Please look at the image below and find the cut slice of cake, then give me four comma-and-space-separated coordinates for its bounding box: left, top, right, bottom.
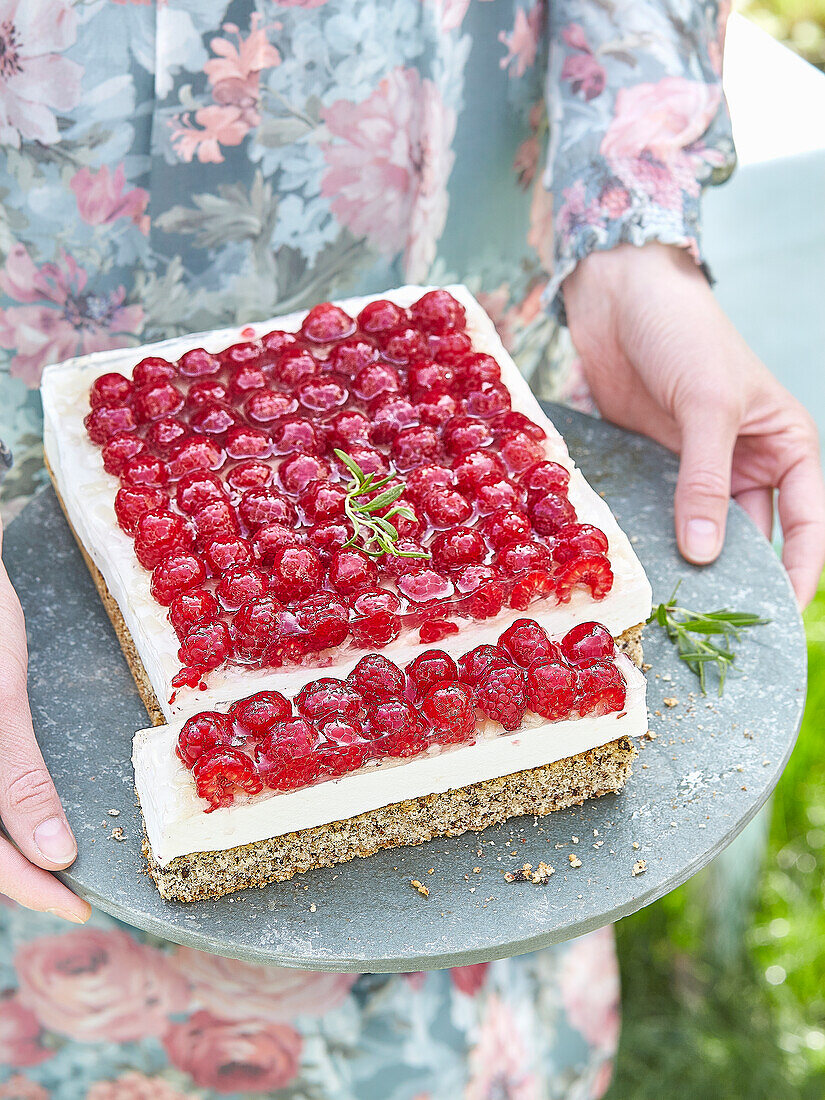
134, 618, 646, 901
42, 285, 652, 724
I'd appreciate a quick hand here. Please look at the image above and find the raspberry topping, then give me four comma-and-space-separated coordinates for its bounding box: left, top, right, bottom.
193, 746, 263, 810
177, 711, 233, 766
301, 302, 356, 343
134, 510, 194, 569
422, 683, 476, 743
133, 383, 183, 423
500, 619, 559, 668
102, 433, 146, 476
410, 289, 466, 334
168, 588, 220, 638
228, 690, 291, 739
346, 653, 405, 700
406, 649, 458, 696
90, 372, 133, 408
133, 357, 176, 387
150, 552, 206, 605
560, 621, 615, 665
575, 660, 627, 715
269, 545, 323, 600
178, 619, 233, 672
527, 660, 577, 720
179, 348, 222, 378
85, 405, 137, 443
475, 665, 527, 730
457, 644, 510, 686
296, 677, 363, 722
369, 698, 427, 757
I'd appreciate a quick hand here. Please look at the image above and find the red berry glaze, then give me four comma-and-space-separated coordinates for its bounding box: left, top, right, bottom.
475, 665, 527, 730
422, 682, 476, 744
500, 619, 559, 668
177, 711, 233, 766
347, 654, 405, 701
406, 649, 458, 697
193, 747, 262, 810
561, 622, 615, 665
527, 660, 577, 720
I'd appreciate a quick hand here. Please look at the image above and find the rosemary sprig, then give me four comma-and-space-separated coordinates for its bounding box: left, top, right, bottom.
334, 449, 431, 560
647, 582, 770, 695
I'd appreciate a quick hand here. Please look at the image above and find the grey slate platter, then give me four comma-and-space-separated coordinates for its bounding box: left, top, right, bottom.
4, 404, 806, 972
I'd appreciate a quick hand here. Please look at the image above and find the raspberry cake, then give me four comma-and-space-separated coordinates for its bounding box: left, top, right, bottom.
41, 285, 652, 900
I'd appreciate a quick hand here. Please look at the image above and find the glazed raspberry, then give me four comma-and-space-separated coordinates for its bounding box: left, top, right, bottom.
298, 376, 348, 413
134, 510, 194, 569
219, 340, 262, 369
169, 588, 220, 638
297, 677, 363, 722
150, 552, 206, 605
500, 619, 559, 668
457, 644, 510, 686
253, 522, 303, 564
442, 416, 494, 457
390, 498, 424, 539
193, 498, 239, 543
90, 372, 133, 409
397, 568, 453, 604
256, 719, 322, 790
121, 453, 168, 489
560, 621, 614, 665
349, 588, 401, 616
229, 691, 291, 739
238, 487, 295, 531
114, 486, 169, 535
529, 492, 577, 536
261, 329, 298, 358
480, 508, 532, 549
381, 539, 430, 575
203, 536, 254, 573
357, 298, 405, 335
422, 682, 476, 743
216, 565, 268, 609
279, 452, 330, 495
417, 393, 459, 428
497, 430, 545, 475
102, 433, 146, 476
299, 480, 347, 524
465, 381, 511, 419
410, 289, 466, 334
245, 388, 298, 425
453, 450, 505, 495
177, 711, 233, 767
408, 360, 454, 400
271, 347, 318, 388
225, 425, 272, 461
187, 380, 229, 408
555, 553, 614, 600
430, 330, 472, 364
178, 619, 233, 672
270, 545, 323, 600
369, 698, 428, 757
423, 486, 472, 527
347, 653, 405, 700
490, 411, 547, 441
328, 549, 378, 594
552, 523, 609, 565
475, 665, 528, 730
146, 416, 189, 457
352, 361, 401, 402
295, 592, 350, 651
575, 661, 627, 715
521, 460, 570, 497
370, 396, 418, 445
498, 540, 551, 574
454, 352, 501, 391
336, 446, 389, 479
406, 649, 458, 696
509, 569, 555, 611
133, 382, 183, 423
167, 435, 224, 480
175, 471, 226, 515
454, 564, 507, 619
317, 719, 369, 775
305, 522, 349, 558
85, 404, 137, 444
473, 477, 522, 514
271, 415, 320, 456
527, 660, 576, 720
431, 527, 486, 571
325, 409, 372, 449
418, 619, 459, 643
226, 460, 273, 493
133, 357, 176, 387
378, 325, 427, 364
405, 464, 454, 505
301, 302, 356, 342
189, 402, 242, 436
193, 746, 262, 810
231, 597, 283, 662
327, 337, 378, 376
352, 610, 402, 648
178, 348, 221, 378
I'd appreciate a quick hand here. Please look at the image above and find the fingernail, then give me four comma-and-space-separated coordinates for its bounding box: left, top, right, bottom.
46, 907, 88, 925
685, 518, 719, 561
34, 818, 77, 864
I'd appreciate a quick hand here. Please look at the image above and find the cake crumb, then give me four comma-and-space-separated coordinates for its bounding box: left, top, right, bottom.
473, 867, 481, 874
632, 841, 640, 850
663, 697, 678, 708
110, 827, 125, 842
645, 729, 657, 741
411, 879, 429, 897
568, 854, 582, 869
505, 861, 554, 884
310, 903, 317, 913
427, 868, 434, 874
632, 860, 647, 876
107, 809, 120, 817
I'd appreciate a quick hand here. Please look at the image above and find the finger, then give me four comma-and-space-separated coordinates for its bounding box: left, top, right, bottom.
776, 452, 825, 608
0, 832, 90, 922
734, 487, 774, 541
674, 408, 738, 565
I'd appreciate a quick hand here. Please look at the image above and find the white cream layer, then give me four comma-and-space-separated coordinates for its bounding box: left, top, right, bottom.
42, 285, 652, 721
134, 652, 646, 867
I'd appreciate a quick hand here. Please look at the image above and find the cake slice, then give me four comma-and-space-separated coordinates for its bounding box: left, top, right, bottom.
135, 618, 646, 902
41, 285, 652, 724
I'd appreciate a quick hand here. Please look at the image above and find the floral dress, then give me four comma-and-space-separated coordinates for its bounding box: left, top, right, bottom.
0, 1, 733, 1097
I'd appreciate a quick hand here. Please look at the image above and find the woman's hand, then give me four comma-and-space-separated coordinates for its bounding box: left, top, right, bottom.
0, 524, 91, 922
563, 242, 825, 607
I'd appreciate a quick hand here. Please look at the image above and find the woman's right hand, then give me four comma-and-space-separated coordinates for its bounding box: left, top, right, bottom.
0, 524, 91, 923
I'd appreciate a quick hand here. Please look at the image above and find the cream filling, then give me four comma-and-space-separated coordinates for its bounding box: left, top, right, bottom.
134, 652, 646, 867
42, 285, 652, 722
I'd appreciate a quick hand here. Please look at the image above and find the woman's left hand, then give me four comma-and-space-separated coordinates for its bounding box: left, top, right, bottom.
562, 242, 825, 607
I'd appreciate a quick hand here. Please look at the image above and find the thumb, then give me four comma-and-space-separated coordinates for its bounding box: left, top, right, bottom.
674, 406, 737, 565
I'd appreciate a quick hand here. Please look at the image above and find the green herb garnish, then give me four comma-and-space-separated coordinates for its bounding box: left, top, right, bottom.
647, 582, 770, 695
334, 449, 431, 560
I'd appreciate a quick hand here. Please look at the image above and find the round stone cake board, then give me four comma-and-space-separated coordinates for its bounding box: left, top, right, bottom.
4, 404, 806, 973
